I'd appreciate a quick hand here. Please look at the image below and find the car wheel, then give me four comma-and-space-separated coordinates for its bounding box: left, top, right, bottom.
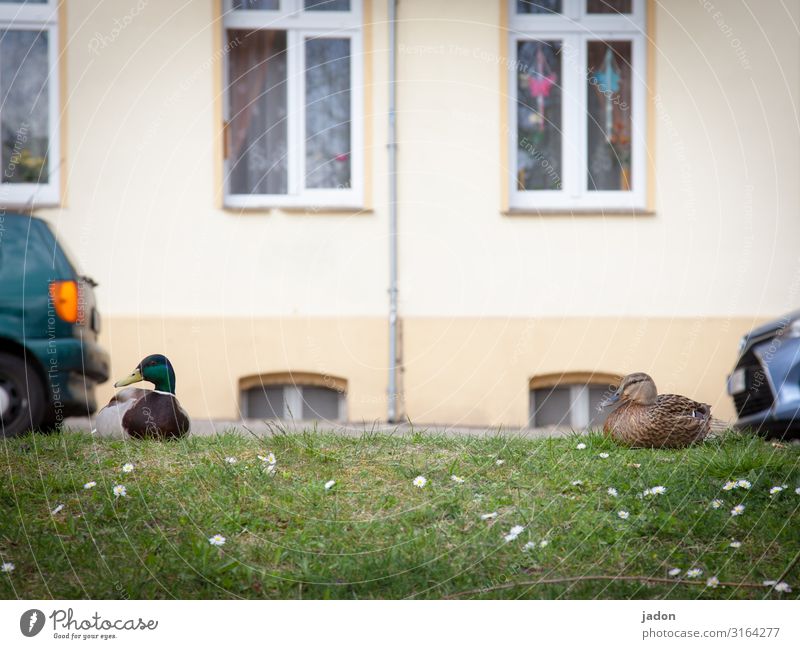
0, 352, 47, 438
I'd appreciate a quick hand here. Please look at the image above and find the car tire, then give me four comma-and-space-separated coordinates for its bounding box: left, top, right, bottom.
0, 352, 47, 438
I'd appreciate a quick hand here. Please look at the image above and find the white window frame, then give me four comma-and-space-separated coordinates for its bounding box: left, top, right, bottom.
0, 0, 60, 207
509, 0, 646, 210
222, 0, 363, 209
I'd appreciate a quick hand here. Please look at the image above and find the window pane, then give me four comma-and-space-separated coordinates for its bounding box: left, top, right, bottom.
301, 386, 340, 420
1, 29, 49, 184
305, 0, 350, 10
516, 40, 562, 191
227, 29, 288, 195
531, 387, 571, 427
232, 0, 280, 9
586, 0, 632, 14
243, 386, 285, 419
516, 1, 562, 14
305, 37, 351, 190
587, 386, 611, 429
586, 41, 632, 191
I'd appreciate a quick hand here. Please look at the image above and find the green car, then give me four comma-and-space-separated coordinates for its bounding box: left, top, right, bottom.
0, 212, 110, 437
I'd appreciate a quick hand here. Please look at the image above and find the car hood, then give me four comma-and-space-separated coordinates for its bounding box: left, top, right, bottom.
744, 309, 800, 347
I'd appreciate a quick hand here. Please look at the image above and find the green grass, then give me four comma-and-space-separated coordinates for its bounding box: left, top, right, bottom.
1, 428, 798, 599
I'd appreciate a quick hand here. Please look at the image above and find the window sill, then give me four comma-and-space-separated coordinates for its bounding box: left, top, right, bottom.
222, 204, 373, 216
503, 207, 655, 217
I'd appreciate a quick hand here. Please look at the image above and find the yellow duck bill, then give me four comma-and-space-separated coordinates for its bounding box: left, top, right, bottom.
114, 368, 143, 388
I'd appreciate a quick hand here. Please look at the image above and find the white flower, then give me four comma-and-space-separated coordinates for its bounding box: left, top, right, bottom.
598, 452, 610, 459
208, 534, 226, 547
495, 459, 505, 466
265, 464, 277, 475
225, 457, 237, 464
523, 541, 537, 551
729, 540, 742, 549
668, 568, 681, 577
576, 443, 587, 450
83, 481, 97, 490
539, 539, 549, 548
571, 480, 583, 486
731, 504, 745, 516
1, 562, 14, 573
258, 453, 277, 465
722, 481, 737, 491
504, 525, 524, 542
122, 463, 134, 473
607, 487, 618, 497
650, 486, 667, 495
706, 576, 720, 588
686, 568, 703, 578
324, 480, 336, 490
617, 510, 629, 520
736, 479, 751, 489
480, 512, 498, 520
711, 499, 723, 509
774, 582, 792, 593
450, 475, 465, 484
795, 487, 800, 495
412, 475, 427, 488
769, 485, 785, 495
112, 485, 127, 498
763, 580, 777, 586
51, 504, 64, 515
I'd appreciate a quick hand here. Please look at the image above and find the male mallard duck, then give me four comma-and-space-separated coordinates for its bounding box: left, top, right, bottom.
600, 372, 711, 448
95, 354, 189, 440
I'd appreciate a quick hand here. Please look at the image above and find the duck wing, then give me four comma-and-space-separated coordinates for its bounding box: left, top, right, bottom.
652, 394, 712, 446
94, 388, 149, 437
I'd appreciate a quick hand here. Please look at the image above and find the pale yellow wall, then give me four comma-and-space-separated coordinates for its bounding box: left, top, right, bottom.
27, 1, 800, 427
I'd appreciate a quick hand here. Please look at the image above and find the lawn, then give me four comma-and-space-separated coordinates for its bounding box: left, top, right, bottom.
1, 427, 798, 599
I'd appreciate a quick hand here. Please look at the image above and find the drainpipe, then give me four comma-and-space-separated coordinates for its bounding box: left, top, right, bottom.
387, 0, 400, 422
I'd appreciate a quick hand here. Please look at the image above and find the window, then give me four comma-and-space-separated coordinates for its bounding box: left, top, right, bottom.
223, 0, 363, 208
529, 372, 620, 429
509, 0, 646, 210
239, 372, 347, 421
0, 0, 59, 206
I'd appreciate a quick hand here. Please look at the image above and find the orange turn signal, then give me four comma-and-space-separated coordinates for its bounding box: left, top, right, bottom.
49, 280, 80, 323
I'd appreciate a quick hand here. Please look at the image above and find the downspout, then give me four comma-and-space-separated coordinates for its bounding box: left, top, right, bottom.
387, 0, 400, 422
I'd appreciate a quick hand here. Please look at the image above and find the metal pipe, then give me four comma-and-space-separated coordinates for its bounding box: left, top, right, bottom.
387, 0, 399, 422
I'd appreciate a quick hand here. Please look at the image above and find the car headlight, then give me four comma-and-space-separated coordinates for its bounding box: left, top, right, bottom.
737, 336, 747, 354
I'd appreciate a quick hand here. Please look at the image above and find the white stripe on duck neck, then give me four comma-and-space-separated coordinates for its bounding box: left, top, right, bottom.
152, 389, 174, 396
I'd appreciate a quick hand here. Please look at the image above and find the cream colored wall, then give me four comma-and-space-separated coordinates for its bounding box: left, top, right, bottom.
32, 1, 800, 427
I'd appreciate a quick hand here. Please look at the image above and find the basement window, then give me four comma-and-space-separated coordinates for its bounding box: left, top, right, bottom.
240, 372, 347, 421
529, 373, 620, 429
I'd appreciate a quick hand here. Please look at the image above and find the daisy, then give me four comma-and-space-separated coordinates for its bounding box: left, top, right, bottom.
412, 475, 427, 488
571, 480, 583, 486
607, 487, 618, 497
796, 487, 800, 495
480, 512, 498, 520
265, 464, 277, 475
598, 452, 610, 459
539, 539, 549, 548
769, 485, 786, 495
686, 568, 703, 578
706, 576, 720, 588
668, 568, 681, 577
258, 453, 277, 465
225, 457, 237, 465
450, 475, 465, 484
617, 510, 629, 520
324, 480, 336, 490
523, 541, 537, 551
576, 443, 587, 450
504, 525, 524, 542
722, 481, 737, 491
710, 499, 723, 509
729, 540, 742, 549
774, 582, 792, 593
736, 479, 751, 489
122, 463, 134, 473
1, 562, 14, 573
51, 504, 64, 515
83, 481, 97, 490
650, 486, 667, 495
208, 534, 226, 547
495, 459, 505, 466
730, 504, 745, 516
112, 485, 127, 498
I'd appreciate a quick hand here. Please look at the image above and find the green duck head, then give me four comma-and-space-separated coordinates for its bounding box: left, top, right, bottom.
114, 354, 177, 394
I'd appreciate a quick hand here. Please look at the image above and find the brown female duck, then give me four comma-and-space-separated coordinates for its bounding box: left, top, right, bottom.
600, 372, 711, 448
